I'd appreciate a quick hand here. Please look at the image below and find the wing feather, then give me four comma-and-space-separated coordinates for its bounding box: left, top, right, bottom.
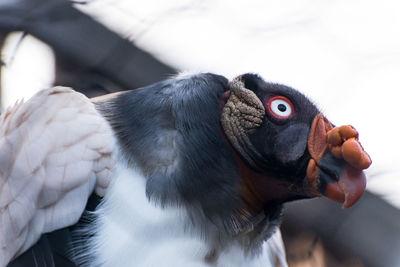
0, 87, 115, 266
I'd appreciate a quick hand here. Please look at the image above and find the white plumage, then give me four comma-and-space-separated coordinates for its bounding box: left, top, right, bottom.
82, 164, 287, 267
0, 87, 115, 266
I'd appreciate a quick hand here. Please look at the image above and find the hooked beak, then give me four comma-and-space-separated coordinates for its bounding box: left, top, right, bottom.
306, 114, 372, 208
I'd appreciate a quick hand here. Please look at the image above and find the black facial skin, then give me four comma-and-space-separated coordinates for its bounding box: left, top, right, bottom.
317, 152, 347, 193
240, 74, 320, 188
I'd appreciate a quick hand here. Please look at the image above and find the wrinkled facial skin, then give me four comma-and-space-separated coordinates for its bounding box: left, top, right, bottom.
225, 73, 371, 207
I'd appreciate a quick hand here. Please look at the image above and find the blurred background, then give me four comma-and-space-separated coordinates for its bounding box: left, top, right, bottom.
0, 0, 399, 266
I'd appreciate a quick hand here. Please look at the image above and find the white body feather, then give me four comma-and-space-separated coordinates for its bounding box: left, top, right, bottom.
85, 163, 288, 267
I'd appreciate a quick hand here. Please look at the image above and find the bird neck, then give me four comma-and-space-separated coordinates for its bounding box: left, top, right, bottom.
220, 129, 292, 218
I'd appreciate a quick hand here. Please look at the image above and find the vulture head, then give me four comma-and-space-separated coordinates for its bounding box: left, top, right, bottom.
220, 73, 371, 214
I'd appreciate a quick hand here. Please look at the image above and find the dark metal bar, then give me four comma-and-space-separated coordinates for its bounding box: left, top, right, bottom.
0, 0, 176, 93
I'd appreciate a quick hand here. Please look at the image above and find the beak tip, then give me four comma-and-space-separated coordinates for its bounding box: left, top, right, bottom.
324, 167, 366, 208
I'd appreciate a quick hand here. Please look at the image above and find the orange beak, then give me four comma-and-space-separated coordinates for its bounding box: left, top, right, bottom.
306, 114, 372, 208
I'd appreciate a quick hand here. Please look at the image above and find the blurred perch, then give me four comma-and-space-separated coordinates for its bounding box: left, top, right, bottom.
0, 0, 176, 97
282, 191, 400, 267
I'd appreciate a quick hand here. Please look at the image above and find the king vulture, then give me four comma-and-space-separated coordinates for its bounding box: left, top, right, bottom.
0, 73, 371, 267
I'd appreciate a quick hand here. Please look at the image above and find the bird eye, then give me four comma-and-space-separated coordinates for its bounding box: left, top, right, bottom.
267, 96, 294, 119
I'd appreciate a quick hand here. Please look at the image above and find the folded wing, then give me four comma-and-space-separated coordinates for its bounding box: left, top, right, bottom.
0, 87, 115, 266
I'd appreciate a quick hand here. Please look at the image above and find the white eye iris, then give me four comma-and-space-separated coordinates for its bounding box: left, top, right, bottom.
267, 96, 294, 119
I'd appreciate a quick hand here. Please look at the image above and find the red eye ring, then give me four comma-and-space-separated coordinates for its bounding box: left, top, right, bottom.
267, 96, 295, 119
